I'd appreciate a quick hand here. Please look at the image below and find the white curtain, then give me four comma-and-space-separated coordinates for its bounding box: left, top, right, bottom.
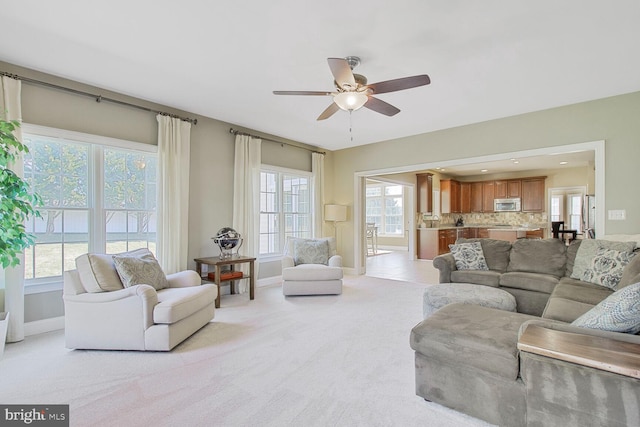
156, 115, 191, 274
312, 152, 325, 238
1, 76, 25, 342
232, 134, 261, 292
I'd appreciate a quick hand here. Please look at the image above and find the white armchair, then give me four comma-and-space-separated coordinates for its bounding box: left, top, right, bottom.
63, 250, 217, 351
281, 237, 343, 296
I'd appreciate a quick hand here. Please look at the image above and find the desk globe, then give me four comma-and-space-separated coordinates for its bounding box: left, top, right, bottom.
212, 227, 243, 259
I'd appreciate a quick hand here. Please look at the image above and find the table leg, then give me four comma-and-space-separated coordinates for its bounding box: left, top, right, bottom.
214, 264, 221, 308
230, 265, 236, 294
249, 260, 255, 301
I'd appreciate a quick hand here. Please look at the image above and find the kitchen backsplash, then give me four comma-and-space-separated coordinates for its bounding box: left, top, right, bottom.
417, 212, 548, 228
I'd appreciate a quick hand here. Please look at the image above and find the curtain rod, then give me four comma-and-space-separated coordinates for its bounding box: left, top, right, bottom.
1, 70, 197, 125
229, 128, 325, 155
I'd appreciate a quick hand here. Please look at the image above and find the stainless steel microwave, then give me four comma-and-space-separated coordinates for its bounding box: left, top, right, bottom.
494, 198, 521, 212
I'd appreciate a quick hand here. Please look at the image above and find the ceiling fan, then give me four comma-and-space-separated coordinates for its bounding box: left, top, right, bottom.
273, 56, 431, 121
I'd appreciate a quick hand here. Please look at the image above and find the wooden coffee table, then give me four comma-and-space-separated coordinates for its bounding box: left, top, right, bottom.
194, 255, 255, 308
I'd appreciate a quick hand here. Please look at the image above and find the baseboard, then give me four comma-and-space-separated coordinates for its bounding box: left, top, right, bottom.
24, 316, 65, 336
257, 276, 282, 287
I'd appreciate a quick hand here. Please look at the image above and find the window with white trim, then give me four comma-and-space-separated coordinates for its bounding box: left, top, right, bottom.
259, 168, 312, 256
366, 182, 404, 236
22, 125, 157, 283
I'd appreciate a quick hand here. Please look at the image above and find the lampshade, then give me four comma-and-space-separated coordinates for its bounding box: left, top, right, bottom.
325, 204, 347, 222
333, 92, 368, 111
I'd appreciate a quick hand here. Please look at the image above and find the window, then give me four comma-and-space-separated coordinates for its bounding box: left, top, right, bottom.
550, 195, 563, 221
366, 182, 404, 236
259, 168, 312, 256
22, 125, 157, 284
567, 193, 583, 232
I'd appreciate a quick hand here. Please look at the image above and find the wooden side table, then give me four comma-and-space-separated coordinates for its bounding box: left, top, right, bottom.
194, 255, 255, 308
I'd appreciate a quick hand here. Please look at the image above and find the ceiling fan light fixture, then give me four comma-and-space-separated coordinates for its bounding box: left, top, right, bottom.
333, 92, 368, 111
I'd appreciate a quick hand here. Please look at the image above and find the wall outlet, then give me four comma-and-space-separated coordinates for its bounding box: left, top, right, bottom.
608, 209, 626, 220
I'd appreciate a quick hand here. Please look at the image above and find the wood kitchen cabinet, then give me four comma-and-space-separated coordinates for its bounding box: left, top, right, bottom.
441, 179, 461, 213
438, 229, 458, 255
521, 177, 546, 212
417, 228, 439, 259
460, 182, 471, 213
417, 173, 433, 213
495, 179, 522, 199
477, 227, 490, 238
470, 182, 484, 212
482, 181, 495, 212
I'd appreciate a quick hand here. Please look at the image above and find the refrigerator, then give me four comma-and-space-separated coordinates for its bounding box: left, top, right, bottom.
583, 195, 596, 238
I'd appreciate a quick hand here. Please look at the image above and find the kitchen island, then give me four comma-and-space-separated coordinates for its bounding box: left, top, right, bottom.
417, 225, 544, 259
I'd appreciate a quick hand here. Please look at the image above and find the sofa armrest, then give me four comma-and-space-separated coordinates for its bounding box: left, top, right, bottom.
63, 284, 158, 332
432, 253, 457, 283
518, 318, 640, 345
282, 255, 295, 269
166, 270, 202, 288
328, 255, 342, 267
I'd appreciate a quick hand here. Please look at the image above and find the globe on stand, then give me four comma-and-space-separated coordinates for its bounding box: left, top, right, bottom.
212, 227, 243, 259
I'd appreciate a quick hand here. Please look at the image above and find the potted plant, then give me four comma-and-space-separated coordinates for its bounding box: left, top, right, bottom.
0, 118, 41, 353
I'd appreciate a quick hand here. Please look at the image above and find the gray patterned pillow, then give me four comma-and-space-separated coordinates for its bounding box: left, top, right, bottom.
581, 247, 637, 289
293, 239, 330, 265
572, 282, 640, 334
571, 239, 635, 281
449, 241, 489, 271
112, 249, 168, 291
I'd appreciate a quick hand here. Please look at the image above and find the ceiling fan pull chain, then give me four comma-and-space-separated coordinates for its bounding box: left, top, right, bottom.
349, 110, 354, 142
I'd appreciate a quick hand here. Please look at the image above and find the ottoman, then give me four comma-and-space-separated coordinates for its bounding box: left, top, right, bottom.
423, 283, 516, 318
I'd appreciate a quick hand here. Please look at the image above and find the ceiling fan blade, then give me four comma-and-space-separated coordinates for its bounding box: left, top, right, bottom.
317, 102, 340, 121
327, 58, 356, 90
273, 90, 333, 96
367, 75, 431, 94
363, 96, 401, 116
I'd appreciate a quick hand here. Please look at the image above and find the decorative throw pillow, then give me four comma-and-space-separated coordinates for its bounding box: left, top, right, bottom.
75, 253, 125, 293
449, 241, 489, 271
112, 249, 169, 291
581, 247, 637, 289
571, 239, 635, 281
571, 282, 640, 334
293, 239, 330, 265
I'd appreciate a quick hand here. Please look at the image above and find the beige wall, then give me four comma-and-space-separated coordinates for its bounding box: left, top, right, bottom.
0, 61, 321, 321
332, 91, 640, 268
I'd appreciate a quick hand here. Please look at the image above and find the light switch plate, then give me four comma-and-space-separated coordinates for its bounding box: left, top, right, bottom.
608, 209, 626, 220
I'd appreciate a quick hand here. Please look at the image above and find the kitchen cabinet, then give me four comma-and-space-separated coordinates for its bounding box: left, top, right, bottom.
417, 228, 439, 259
477, 228, 490, 238
441, 179, 461, 213
495, 179, 522, 199
438, 229, 458, 255
417, 173, 433, 213
482, 181, 495, 212
470, 182, 484, 212
526, 229, 544, 239
460, 182, 471, 213
521, 177, 546, 212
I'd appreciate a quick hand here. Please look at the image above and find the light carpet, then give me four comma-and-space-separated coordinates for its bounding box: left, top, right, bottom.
0, 276, 493, 427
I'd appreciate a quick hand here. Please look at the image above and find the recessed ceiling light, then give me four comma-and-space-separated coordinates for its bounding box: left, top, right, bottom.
513, 160, 519, 164
560, 161, 568, 165
510, 158, 516, 161
481, 169, 488, 173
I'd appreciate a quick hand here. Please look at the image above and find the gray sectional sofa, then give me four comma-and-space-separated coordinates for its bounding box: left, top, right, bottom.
411, 238, 640, 426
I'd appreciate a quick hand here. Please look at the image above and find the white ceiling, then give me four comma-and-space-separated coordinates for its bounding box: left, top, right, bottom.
1, 1, 639, 153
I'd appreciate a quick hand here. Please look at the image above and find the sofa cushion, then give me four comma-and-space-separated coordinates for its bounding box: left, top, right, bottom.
499, 271, 559, 294
571, 239, 636, 281
451, 270, 501, 287
571, 282, 640, 334
410, 303, 537, 380
293, 238, 329, 265
542, 281, 613, 323
112, 249, 169, 291
282, 264, 343, 281
507, 239, 567, 277
448, 241, 488, 271
457, 238, 511, 272
564, 239, 583, 278
285, 237, 337, 258
154, 284, 216, 324
580, 247, 637, 289
75, 253, 124, 293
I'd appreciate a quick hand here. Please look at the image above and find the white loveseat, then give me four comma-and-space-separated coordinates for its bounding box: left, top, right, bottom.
63, 251, 217, 351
